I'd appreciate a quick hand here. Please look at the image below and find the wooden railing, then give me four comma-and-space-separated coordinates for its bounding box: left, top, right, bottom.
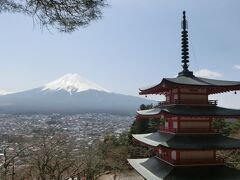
157, 156, 224, 166
179, 157, 225, 165
157, 100, 218, 106
159, 126, 219, 134
208, 100, 218, 105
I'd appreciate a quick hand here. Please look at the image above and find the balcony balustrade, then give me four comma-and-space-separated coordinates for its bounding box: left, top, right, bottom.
157, 155, 224, 166
157, 100, 218, 107
159, 126, 219, 134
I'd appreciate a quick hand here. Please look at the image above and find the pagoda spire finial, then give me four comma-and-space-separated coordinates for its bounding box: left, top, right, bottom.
178, 11, 194, 77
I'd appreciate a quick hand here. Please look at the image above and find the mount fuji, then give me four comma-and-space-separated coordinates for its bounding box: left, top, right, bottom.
0, 74, 153, 114
42, 74, 110, 94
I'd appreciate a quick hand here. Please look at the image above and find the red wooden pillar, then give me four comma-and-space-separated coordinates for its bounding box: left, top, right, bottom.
176, 150, 180, 164
209, 119, 212, 132
213, 150, 216, 161
178, 116, 181, 133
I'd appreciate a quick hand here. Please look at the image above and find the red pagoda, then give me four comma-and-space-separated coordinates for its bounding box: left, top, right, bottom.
128, 11, 240, 180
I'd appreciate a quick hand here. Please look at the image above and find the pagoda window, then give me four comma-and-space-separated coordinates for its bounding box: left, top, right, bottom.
173, 121, 178, 129
159, 115, 165, 125
173, 94, 178, 101
171, 150, 177, 160
165, 121, 169, 128
159, 116, 179, 132
166, 95, 170, 103
158, 149, 162, 156
157, 147, 169, 159
160, 115, 165, 120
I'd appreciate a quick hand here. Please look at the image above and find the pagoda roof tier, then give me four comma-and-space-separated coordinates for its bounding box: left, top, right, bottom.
136, 105, 240, 118
133, 132, 240, 149
128, 157, 240, 180
139, 76, 240, 95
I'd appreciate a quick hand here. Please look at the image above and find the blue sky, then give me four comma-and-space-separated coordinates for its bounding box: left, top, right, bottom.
0, 0, 240, 107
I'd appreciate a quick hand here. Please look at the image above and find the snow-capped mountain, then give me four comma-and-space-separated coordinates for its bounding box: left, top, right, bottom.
0, 74, 153, 114
0, 89, 12, 95
42, 74, 110, 94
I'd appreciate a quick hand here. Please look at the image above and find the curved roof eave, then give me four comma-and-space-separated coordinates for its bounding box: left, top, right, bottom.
139, 79, 167, 95
127, 157, 173, 180
139, 76, 240, 95
136, 106, 240, 118
128, 157, 240, 180
132, 132, 240, 150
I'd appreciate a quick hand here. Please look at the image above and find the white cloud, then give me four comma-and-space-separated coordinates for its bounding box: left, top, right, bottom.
234, 65, 240, 70
194, 69, 223, 79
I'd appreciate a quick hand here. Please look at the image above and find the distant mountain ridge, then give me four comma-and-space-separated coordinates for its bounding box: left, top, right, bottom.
0, 74, 153, 114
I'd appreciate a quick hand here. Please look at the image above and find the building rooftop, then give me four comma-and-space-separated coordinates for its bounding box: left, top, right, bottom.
128, 157, 240, 180
137, 105, 240, 118
139, 76, 240, 95
133, 132, 240, 149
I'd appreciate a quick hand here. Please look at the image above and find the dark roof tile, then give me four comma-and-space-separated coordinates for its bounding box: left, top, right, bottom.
128, 157, 240, 180
133, 132, 240, 149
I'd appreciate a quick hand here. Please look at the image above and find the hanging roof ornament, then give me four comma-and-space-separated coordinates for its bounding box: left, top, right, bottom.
178, 11, 194, 77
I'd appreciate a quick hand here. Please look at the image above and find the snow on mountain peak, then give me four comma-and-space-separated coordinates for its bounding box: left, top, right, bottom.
42, 74, 110, 94
0, 89, 12, 96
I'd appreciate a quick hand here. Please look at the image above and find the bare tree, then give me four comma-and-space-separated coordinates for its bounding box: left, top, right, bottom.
23, 134, 83, 180
0, 0, 106, 32
0, 143, 31, 180
81, 143, 103, 179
